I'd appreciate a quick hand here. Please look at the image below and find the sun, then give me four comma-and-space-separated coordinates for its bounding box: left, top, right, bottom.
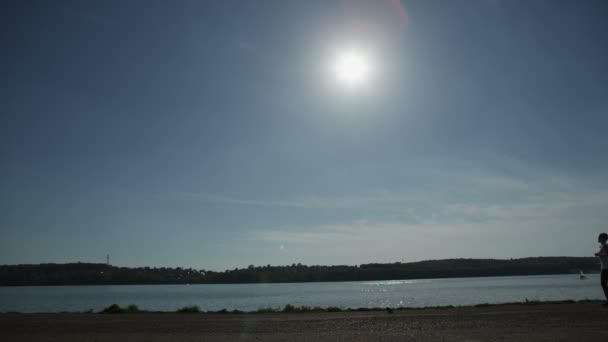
332, 49, 371, 87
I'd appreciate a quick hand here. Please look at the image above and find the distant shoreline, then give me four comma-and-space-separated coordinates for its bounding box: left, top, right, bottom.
0, 271, 600, 287
1, 257, 600, 286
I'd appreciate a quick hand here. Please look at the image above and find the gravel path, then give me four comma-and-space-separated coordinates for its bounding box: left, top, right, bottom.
2, 302, 607, 341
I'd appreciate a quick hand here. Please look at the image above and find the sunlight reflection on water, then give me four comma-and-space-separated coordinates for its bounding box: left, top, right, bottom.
0, 274, 603, 313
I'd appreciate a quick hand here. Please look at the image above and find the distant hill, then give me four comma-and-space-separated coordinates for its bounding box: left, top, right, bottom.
0, 257, 600, 286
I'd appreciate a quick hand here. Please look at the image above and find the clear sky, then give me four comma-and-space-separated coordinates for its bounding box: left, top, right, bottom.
2, 0, 608, 271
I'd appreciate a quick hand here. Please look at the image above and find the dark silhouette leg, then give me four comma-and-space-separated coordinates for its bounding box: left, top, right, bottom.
601, 270, 608, 301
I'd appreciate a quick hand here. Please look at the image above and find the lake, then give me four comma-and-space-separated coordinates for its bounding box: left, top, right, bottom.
0, 274, 603, 313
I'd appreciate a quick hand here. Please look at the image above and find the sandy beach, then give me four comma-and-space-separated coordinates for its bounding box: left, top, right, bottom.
1, 302, 607, 341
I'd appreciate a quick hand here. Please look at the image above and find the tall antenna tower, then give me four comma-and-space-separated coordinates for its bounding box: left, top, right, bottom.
106, 254, 110, 265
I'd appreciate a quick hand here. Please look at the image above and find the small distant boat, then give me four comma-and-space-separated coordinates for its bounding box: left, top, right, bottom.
579, 270, 588, 280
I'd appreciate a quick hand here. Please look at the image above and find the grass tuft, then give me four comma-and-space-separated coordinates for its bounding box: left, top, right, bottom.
176, 305, 201, 313
100, 304, 139, 313
126, 304, 140, 313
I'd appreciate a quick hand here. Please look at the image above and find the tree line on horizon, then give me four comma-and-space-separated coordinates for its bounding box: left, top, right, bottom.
0, 257, 600, 286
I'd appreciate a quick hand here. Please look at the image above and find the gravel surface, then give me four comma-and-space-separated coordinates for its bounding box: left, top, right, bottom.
1, 302, 607, 341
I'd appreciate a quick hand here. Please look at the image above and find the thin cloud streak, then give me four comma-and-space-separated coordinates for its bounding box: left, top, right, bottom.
165, 160, 597, 214
247, 186, 608, 266
169, 191, 419, 211
256, 188, 608, 245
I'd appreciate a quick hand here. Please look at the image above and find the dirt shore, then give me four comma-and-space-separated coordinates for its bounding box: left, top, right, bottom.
2, 302, 607, 341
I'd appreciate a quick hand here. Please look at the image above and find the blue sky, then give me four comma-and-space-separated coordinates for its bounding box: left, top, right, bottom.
2, 0, 608, 270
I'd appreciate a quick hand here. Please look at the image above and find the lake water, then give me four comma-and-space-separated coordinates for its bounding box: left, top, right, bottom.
0, 274, 603, 313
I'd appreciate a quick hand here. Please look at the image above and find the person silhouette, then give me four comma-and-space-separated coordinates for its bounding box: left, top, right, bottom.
579, 269, 587, 280
594, 233, 608, 306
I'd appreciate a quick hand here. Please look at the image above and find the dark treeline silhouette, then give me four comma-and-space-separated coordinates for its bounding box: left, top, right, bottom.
0, 257, 599, 286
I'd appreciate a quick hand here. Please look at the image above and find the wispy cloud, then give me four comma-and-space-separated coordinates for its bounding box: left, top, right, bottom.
167, 160, 589, 212
169, 191, 419, 211
154, 156, 608, 266
441, 189, 608, 223
164, 158, 608, 225
245, 181, 608, 265
255, 188, 608, 243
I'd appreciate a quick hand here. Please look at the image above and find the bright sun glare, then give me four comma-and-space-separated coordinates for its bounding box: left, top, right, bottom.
332, 49, 371, 87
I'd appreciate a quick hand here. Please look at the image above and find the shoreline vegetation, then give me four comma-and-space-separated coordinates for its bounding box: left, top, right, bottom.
0, 257, 599, 286
4, 300, 602, 315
